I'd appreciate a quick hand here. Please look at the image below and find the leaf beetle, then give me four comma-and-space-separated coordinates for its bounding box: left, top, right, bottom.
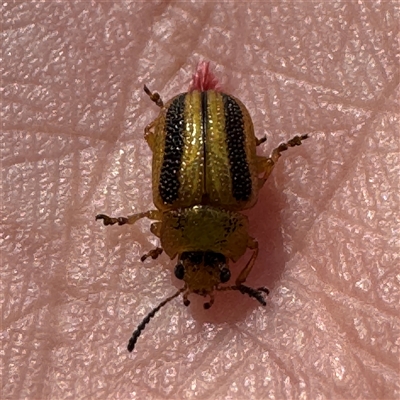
96, 62, 308, 351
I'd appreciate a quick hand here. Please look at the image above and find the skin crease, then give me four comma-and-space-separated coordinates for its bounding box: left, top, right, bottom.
2, 2, 399, 400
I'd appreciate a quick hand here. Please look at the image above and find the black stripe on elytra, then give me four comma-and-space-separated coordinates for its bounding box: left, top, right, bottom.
159, 93, 186, 204
222, 94, 252, 201
201, 91, 208, 190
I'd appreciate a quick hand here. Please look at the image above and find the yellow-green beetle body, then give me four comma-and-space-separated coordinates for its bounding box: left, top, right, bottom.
96, 62, 308, 351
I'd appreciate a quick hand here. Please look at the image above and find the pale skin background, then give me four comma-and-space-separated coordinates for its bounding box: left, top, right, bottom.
2, 2, 399, 399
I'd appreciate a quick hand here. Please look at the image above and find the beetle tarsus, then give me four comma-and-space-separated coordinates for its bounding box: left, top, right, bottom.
259, 133, 310, 183
203, 293, 215, 309
144, 84, 164, 108
256, 286, 270, 295
271, 134, 309, 163
141, 247, 163, 262
95, 214, 128, 226
256, 135, 267, 146
183, 293, 190, 307
237, 285, 268, 306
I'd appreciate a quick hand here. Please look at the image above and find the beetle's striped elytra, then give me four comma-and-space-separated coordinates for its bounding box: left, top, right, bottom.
147, 89, 260, 212
96, 61, 309, 352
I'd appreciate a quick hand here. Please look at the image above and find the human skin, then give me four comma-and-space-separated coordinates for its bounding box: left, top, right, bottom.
2, 2, 399, 399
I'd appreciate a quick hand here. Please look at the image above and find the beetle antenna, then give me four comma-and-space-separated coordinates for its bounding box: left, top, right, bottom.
127, 288, 185, 352
218, 285, 269, 306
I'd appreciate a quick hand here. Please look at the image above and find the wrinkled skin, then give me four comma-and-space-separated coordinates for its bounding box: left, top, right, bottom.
2, 3, 399, 399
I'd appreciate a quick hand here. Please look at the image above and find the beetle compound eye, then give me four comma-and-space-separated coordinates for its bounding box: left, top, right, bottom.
174, 263, 185, 280
220, 268, 231, 283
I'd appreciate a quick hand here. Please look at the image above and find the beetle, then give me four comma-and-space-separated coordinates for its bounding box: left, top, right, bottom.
96, 62, 308, 351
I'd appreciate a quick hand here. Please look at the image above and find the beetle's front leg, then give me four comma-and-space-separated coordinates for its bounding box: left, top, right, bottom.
140, 221, 164, 262
97, 211, 165, 262
258, 134, 309, 186
235, 238, 259, 286
95, 210, 162, 226
234, 238, 269, 305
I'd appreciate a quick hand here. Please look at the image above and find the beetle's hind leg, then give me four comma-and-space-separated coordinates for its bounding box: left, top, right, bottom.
258, 134, 309, 186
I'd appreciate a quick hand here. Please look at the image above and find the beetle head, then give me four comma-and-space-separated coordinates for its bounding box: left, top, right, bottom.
174, 251, 230, 309
127, 251, 268, 352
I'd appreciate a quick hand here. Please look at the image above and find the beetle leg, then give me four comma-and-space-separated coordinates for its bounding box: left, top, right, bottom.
138, 221, 164, 261
97, 211, 165, 261
216, 239, 269, 306
144, 119, 159, 152
255, 135, 267, 146
257, 286, 270, 293
235, 238, 259, 286
149, 221, 162, 237
141, 247, 163, 262
217, 283, 268, 306
144, 119, 157, 134
203, 293, 215, 309
258, 134, 309, 186
144, 85, 164, 108
233, 239, 269, 306
95, 210, 162, 226
183, 292, 190, 306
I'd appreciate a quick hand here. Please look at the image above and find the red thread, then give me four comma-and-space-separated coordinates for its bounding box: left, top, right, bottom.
188, 61, 222, 92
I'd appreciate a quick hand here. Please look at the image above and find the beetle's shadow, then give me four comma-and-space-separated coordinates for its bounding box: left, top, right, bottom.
174, 182, 287, 325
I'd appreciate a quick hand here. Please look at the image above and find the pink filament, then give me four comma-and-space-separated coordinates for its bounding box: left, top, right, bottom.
188, 61, 222, 92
